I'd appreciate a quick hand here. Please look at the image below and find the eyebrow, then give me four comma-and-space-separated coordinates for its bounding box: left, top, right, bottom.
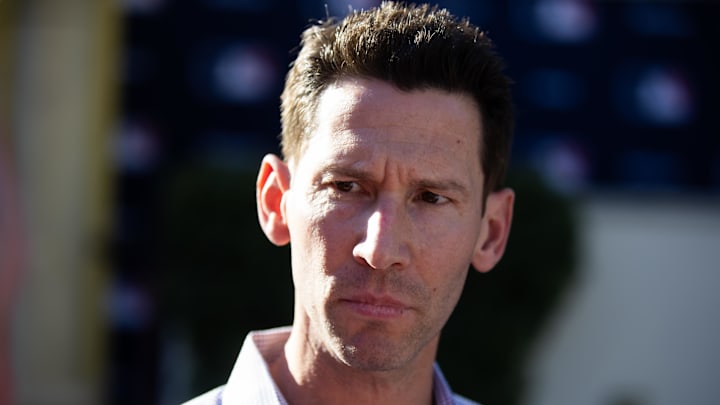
411, 179, 471, 197
316, 164, 372, 186
317, 164, 472, 197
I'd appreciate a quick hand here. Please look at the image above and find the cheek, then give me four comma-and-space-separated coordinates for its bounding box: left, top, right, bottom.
308, 195, 363, 244
424, 251, 469, 321
288, 198, 355, 278
416, 214, 480, 259
415, 220, 478, 295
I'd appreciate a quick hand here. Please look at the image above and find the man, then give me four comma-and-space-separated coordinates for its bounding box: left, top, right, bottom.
185, 2, 514, 404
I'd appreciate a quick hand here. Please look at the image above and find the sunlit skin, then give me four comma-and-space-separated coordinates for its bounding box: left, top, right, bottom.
256, 78, 514, 405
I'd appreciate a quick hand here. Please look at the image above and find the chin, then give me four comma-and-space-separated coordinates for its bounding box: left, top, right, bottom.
334, 330, 420, 372
340, 348, 409, 372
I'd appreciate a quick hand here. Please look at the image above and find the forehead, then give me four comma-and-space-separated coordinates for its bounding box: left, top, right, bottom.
313, 78, 482, 152
291, 78, 484, 185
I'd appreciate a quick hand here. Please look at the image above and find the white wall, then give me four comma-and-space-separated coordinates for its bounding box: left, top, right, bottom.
525, 194, 720, 405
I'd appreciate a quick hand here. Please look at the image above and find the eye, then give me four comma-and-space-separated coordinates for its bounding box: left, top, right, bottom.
418, 191, 448, 204
333, 181, 359, 193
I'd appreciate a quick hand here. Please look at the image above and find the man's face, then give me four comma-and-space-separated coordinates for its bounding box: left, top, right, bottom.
283, 78, 489, 372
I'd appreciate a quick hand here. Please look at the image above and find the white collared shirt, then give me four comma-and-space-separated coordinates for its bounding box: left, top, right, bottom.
183, 327, 478, 405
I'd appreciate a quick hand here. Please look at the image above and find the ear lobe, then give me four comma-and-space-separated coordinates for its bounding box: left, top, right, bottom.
256, 154, 291, 246
472, 188, 515, 273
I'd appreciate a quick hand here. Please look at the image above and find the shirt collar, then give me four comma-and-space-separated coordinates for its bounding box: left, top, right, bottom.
221, 327, 458, 405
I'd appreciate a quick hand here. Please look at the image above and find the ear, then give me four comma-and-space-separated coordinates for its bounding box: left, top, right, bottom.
471, 188, 515, 273
256, 154, 292, 246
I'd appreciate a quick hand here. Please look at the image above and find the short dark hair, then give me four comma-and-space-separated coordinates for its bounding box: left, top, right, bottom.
281, 1, 514, 195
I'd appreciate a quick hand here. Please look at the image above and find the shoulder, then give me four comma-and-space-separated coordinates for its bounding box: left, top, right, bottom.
181, 386, 224, 405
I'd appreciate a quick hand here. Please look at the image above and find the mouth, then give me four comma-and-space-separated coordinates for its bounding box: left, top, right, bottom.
339, 294, 409, 319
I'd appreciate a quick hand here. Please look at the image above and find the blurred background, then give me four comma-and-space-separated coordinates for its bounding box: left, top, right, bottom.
1, 0, 719, 404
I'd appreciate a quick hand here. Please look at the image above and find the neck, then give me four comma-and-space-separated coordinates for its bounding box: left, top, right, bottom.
268, 316, 438, 405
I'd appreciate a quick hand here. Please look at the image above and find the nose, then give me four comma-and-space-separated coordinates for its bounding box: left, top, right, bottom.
352, 200, 411, 271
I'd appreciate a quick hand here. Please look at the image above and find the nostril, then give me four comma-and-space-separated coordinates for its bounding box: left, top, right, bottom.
351, 198, 413, 270
352, 214, 409, 271
353, 241, 394, 270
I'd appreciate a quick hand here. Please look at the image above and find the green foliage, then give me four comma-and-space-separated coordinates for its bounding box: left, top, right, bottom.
157, 164, 293, 393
